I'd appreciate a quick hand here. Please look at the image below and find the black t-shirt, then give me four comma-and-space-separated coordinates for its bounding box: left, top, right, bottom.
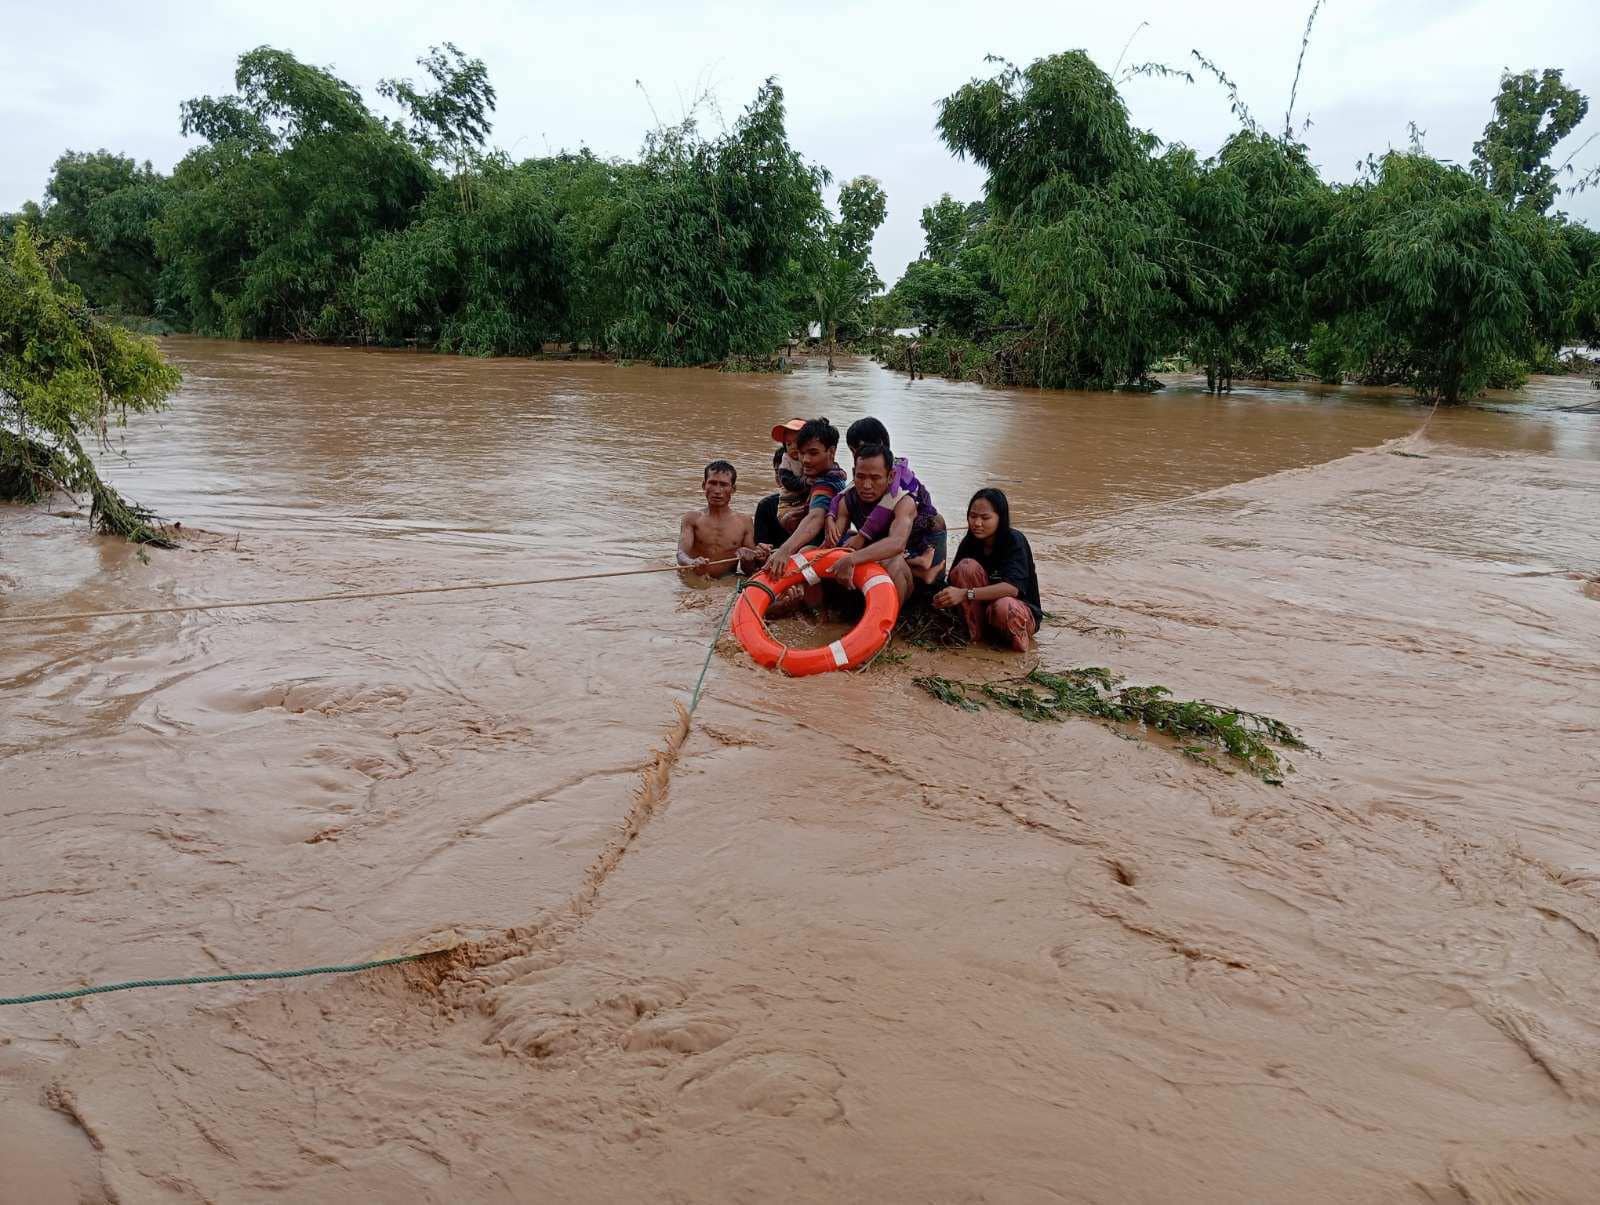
952, 528, 1043, 625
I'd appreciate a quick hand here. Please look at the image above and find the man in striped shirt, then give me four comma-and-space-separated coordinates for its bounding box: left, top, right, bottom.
759, 417, 848, 610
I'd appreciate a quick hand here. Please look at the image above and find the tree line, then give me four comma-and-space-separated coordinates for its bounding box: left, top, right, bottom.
2, 45, 885, 370
5, 37, 1600, 493
878, 53, 1600, 403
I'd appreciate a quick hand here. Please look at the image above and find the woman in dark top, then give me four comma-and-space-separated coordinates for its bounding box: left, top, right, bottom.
933, 488, 1042, 652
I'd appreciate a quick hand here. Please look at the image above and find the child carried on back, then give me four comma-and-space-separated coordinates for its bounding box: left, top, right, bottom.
772, 418, 812, 534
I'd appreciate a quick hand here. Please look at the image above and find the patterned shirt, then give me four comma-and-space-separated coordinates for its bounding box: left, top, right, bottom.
828, 458, 935, 541
807, 463, 848, 512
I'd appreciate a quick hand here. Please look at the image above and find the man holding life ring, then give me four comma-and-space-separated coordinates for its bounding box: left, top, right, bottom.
821, 441, 916, 606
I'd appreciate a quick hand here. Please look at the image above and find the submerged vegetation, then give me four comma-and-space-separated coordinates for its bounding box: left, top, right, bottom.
2, 45, 862, 369
875, 41, 1600, 403
0, 225, 181, 543
915, 666, 1305, 783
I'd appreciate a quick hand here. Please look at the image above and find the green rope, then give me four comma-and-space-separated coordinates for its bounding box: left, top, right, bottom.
688, 574, 745, 713
0, 954, 427, 1006
3, 581, 746, 1008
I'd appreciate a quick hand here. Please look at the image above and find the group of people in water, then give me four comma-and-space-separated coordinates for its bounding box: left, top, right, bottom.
676, 415, 1042, 652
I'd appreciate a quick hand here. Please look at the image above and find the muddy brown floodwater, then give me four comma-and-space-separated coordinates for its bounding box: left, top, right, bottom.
3, 339, 1600, 1202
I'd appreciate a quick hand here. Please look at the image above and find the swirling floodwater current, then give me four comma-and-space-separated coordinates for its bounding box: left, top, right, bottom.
3, 338, 1599, 1202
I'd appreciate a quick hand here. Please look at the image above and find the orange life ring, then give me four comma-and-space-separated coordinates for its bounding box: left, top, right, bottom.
731, 547, 900, 676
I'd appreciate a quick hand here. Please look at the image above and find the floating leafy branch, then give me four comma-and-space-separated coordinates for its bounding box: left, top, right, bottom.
913, 666, 1305, 782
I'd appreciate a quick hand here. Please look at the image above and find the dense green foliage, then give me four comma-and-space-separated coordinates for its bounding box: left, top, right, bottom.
887, 197, 996, 334
606, 83, 828, 366
933, 52, 1190, 389
1167, 132, 1328, 392
1309, 152, 1575, 402
880, 48, 1597, 402
1, 225, 181, 542
355, 160, 565, 355
157, 46, 447, 339
9, 37, 1598, 403
41, 151, 168, 316
17, 45, 840, 363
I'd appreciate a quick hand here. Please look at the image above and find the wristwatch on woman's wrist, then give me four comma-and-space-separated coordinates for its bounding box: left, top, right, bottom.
965, 588, 975, 602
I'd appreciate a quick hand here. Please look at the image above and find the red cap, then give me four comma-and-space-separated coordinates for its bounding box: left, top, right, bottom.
770, 418, 806, 444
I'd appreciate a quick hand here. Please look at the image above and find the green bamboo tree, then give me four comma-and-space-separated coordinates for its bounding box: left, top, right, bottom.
936, 51, 1197, 388
1311, 153, 1575, 403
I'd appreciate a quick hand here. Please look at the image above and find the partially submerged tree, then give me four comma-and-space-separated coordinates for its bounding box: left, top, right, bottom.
1166, 132, 1329, 392
521, 150, 640, 353
607, 81, 827, 366
1311, 153, 1575, 403
157, 46, 473, 340
1, 225, 181, 543
355, 157, 566, 355
39, 150, 169, 316
937, 51, 1192, 388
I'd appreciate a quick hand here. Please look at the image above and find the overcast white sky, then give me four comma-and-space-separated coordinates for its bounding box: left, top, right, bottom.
3, 0, 1596, 279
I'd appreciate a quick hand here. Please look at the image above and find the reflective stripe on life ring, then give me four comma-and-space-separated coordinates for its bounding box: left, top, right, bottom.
792, 550, 823, 586
730, 547, 901, 676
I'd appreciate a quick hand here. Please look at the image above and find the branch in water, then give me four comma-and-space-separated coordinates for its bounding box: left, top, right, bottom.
914, 665, 1305, 782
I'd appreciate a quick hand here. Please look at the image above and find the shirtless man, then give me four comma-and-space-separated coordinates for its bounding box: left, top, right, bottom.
677, 460, 762, 578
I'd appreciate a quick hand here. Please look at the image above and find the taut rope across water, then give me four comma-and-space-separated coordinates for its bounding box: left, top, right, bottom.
0, 556, 741, 626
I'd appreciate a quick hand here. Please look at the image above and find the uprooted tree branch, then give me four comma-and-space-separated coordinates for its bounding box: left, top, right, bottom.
915, 664, 1305, 783
1, 223, 181, 545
